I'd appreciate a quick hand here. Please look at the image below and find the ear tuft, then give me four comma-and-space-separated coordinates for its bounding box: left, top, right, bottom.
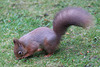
13, 38, 19, 44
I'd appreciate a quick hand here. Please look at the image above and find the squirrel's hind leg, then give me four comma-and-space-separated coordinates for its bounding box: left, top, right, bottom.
43, 38, 58, 57
36, 48, 43, 52
44, 53, 53, 57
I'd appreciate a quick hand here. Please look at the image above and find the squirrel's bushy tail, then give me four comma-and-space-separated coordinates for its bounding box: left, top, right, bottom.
53, 7, 94, 36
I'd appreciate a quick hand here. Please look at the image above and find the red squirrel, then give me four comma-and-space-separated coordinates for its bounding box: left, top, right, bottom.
13, 7, 94, 59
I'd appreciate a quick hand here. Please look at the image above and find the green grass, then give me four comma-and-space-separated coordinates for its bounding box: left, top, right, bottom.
0, 0, 100, 67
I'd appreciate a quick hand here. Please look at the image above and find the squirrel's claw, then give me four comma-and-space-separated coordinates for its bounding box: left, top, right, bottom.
44, 53, 53, 57
21, 56, 26, 59
16, 57, 20, 60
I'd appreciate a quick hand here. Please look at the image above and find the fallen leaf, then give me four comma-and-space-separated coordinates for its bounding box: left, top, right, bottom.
80, 52, 83, 55
13, 6, 15, 8
2, 50, 5, 53
72, 59, 75, 62
8, 20, 11, 22
66, 32, 69, 35
44, 19, 48, 21
87, 51, 89, 53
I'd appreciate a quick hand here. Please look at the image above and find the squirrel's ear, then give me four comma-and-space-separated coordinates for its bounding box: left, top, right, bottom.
13, 38, 20, 46
13, 38, 24, 47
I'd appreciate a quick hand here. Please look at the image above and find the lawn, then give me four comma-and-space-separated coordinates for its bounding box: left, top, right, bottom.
0, 0, 100, 67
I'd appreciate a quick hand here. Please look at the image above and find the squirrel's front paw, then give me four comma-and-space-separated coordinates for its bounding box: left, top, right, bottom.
21, 56, 26, 59
44, 53, 53, 57
16, 57, 20, 60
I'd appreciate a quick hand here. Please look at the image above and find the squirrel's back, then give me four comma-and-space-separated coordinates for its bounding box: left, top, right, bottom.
53, 7, 94, 36
19, 27, 56, 46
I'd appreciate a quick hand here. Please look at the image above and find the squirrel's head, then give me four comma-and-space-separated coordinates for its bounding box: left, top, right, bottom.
13, 39, 27, 59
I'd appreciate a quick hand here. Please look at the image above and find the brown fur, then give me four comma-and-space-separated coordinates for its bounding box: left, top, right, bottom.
13, 7, 94, 59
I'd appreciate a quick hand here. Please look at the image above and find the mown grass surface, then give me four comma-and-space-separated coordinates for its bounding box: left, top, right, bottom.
0, 0, 100, 67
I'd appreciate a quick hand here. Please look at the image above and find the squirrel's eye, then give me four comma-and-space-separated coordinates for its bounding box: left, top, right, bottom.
18, 51, 22, 55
